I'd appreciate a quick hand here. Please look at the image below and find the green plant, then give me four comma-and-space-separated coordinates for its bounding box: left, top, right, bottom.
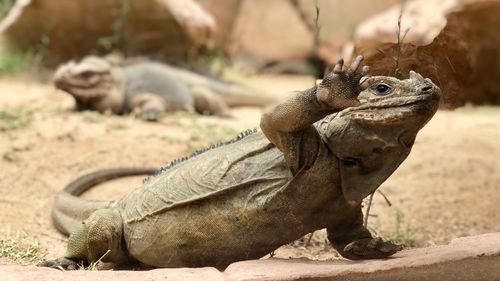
0, 232, 43, 265
0, 0, 14, 20
376, 0, 409, 79
98, 0, 131, 50
0, 107, 33, 131
0, 49, 33, 75
202, 46, 230, 76
81, 111, 107, 123
388, 209, 416, 246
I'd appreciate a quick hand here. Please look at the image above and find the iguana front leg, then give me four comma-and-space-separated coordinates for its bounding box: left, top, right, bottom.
260, 55, 369, 172
260, 56, 402, 260
327, 207, 402, 259
129, 93, 169, 121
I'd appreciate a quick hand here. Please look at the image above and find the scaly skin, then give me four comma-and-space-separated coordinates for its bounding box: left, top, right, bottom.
53, 56, 276, 121
40, 56, 440, 269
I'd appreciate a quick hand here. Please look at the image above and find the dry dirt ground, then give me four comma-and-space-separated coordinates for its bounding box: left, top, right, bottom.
0, 74, 499, 266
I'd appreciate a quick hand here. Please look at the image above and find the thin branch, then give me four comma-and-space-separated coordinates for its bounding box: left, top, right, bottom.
363, 192, 375, 228
314, 0, 321, 48
394, 0, 408, 78
377, 189, 392, 207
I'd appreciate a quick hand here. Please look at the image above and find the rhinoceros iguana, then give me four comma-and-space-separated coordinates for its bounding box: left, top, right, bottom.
53, 56, 276, 120
40, 56, 440, 269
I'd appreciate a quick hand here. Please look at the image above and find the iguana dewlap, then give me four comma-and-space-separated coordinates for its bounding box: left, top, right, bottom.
41, 56, 440, 269
53, 56, 275, 120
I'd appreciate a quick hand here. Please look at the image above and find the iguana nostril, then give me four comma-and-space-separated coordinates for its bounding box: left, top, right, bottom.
421, 85, 433, 93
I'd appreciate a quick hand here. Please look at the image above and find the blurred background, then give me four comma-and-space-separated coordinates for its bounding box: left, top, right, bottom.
0, 0, 498, 266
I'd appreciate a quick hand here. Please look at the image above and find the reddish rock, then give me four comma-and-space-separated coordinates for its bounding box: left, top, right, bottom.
1, 233, 499, 280
227, 0, 315, 67
295, 0, 402, 42
196, 0, 242, 44
315, 36, 354, 71
225, 232, 500, 281
198, 0, 406, 69
0, 0, 216, 67
354, 0, 500, 108
0, 266, 224, 281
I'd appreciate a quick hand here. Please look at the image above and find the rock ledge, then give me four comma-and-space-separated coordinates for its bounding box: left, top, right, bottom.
1, 232, 499, 281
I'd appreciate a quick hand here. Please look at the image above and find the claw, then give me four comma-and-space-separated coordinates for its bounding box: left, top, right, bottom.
378, 242, 403, 253
348, 55, 364, 75
333, 58, 344, 73
38, 258, 82, 271
343, 238, 401, 259
360, 65, 370, 77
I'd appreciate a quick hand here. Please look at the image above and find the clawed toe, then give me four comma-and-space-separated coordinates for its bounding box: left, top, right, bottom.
343, 238, 402, 259
38, 258, 82, 271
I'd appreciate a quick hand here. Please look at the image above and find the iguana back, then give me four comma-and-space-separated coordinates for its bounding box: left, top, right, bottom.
122, 63, 194, 112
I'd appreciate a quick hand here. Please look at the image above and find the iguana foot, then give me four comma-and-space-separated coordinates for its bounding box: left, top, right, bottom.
342, 237, 402, 260
37, 257, 84, 270
316, 55, 370, 110
140, 108, 164, 121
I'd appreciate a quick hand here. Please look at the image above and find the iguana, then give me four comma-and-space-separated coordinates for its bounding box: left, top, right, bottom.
40, 56, 440, 269
53, 56, 276, 120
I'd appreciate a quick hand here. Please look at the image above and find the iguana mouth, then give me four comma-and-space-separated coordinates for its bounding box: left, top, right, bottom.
55, 77, 113, 101
338, 93, 438, 121
347, 93, 437, 112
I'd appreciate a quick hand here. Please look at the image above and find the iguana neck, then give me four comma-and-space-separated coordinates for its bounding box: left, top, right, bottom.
91, 68, 127, 114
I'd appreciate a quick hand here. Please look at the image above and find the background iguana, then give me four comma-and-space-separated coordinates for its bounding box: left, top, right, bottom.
53, 56, 277, 120
40, 56, 440, 269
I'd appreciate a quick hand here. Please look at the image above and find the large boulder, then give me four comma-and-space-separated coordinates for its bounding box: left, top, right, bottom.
226, 0, 315, 68
196, 0, 242, 45
221, 0, 401, 69
0, 0, 216, 67
354, 0, 500, 108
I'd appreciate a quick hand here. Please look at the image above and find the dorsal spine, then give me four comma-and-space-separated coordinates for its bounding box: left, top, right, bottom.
144, 128, 258, 183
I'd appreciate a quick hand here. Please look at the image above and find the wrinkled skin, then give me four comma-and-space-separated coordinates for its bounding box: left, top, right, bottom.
40, 56, 440, 269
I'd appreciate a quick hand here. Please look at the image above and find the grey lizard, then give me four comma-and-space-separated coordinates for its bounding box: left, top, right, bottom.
53, 56, 276, 121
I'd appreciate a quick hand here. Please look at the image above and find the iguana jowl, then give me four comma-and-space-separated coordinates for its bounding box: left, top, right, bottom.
41, 56, 440, 269
53, 56, 276, 120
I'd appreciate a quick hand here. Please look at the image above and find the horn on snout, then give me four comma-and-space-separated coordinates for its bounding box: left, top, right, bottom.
409, 70, 425, 81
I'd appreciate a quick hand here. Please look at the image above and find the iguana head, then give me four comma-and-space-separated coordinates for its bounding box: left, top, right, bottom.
317, 71, 440, 205
53, 56, 118, 105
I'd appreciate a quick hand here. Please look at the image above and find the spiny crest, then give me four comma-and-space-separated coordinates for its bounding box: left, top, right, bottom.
144, 128, 258, 183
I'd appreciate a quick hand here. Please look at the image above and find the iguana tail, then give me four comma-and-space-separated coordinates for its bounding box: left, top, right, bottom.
52, 167, 156, 236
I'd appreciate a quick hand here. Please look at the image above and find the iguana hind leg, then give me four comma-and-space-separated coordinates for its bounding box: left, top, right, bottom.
191, 86, 232, 117
39, 209, 129, 270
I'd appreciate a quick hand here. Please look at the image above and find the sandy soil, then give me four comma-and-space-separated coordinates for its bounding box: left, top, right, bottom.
0, 74, 498, 265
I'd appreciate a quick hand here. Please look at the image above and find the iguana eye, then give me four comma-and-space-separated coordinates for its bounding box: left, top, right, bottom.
372, 83, 392, 96
79, 71, 94, 79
